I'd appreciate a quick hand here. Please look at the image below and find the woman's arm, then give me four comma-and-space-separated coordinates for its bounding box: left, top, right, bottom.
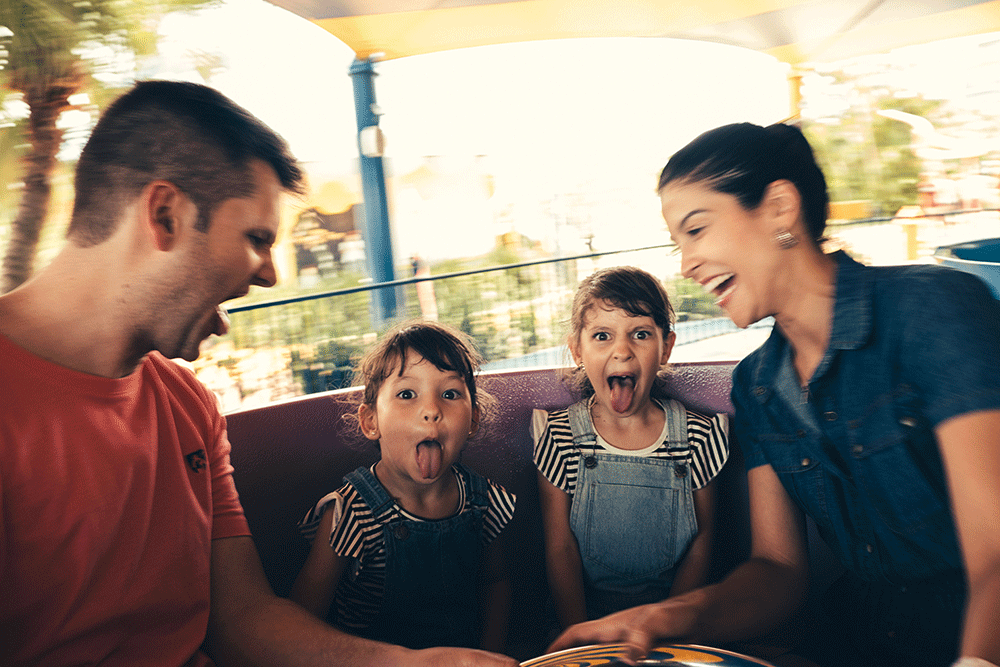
936, 409, 1000, 664
479, 524, 513, 653
290, 504, 346, 620
668, 479, 717, 597
547, 463, 810, 662
537, 469, 588, 628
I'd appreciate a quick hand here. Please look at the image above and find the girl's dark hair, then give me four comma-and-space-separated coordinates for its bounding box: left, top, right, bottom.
353, 319, 494, 425
567, 266, 675, 400
657, 122, 829, 244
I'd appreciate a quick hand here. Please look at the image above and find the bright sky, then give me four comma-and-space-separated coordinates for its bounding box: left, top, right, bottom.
152, 1, 1000, 265
154, 0, 791, 263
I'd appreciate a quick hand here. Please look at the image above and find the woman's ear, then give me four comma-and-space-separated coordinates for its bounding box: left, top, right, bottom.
358, 404, 380, 441
763, 179, 802, 231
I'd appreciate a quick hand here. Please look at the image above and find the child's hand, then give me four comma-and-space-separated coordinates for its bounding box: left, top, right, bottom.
410, 646, 518, 667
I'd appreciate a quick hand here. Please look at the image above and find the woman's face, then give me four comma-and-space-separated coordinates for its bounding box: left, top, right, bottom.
661, 179, 783, 329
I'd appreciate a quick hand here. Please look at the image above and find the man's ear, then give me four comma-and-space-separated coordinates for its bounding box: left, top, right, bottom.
359, 404, 380, 441
143, 181, 186, 252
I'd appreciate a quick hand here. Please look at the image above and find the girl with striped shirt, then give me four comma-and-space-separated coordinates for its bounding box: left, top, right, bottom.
292, 321, 516, 651
532, 267, 729, 627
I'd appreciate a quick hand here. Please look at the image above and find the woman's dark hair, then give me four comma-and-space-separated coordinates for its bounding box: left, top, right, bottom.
567, 266, 676, 400
657, 122, 829, 244
353, 319, 495, 430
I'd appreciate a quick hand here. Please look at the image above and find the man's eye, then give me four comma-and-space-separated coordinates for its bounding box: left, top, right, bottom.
634, 330, 650, 340
396, 389, 415, 399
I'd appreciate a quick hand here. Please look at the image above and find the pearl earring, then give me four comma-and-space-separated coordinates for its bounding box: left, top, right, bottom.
774, 229, 799, 249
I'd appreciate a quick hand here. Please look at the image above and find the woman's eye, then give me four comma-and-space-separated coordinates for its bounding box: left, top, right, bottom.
396, 389, 415, 399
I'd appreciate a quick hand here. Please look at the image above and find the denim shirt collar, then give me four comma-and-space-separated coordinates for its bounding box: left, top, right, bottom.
750, 251, 872, 402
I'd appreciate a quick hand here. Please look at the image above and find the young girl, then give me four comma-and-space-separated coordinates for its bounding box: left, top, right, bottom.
292, 320, 517, 652
532, 266, 730, 627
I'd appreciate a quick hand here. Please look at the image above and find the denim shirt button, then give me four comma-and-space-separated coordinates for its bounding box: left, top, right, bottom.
754, 387, 766, 396
801, 458, 811, 467
824, 411, 838, 421
796, 429, 806, 438
865, 544, 874, 553
851, 445, 863, 456
899, 416, 918, 428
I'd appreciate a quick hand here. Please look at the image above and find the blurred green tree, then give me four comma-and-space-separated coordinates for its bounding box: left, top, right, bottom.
0, 0, 217, 293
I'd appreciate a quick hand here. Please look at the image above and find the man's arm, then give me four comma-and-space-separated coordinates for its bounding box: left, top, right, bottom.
203, 535, 519, 667
547, 463, 810, 663
936, 410, 1000, 664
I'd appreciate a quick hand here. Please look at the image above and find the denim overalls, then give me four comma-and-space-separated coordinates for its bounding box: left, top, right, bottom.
567, 398, 696, 619
342, 462, 488, 649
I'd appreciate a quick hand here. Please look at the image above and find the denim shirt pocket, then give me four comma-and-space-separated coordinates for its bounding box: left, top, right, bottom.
846, 383, 951, 536
759, 430, 831, 529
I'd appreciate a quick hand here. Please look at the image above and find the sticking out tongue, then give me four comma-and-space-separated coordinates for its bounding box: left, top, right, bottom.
416, 441, 444, 479
609, 376, 636, 414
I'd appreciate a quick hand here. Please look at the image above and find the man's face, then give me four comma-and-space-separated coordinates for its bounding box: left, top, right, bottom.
162, 160, 283, 362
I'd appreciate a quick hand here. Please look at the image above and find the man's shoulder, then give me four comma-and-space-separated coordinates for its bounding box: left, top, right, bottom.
143, 352, 219, 411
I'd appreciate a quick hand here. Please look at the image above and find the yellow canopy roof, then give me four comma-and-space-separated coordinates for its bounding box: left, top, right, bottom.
265, 0, 1000, 64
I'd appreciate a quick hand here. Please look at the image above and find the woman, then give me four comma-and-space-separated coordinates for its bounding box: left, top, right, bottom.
546, 122, 1000, 667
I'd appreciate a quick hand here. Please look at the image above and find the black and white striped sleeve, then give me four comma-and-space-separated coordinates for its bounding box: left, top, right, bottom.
531, 408, 578, 494
482, 479, 517, 543
687, 411, 730, 490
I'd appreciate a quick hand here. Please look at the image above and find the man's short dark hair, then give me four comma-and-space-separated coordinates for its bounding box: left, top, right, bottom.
69, 80, 305, 246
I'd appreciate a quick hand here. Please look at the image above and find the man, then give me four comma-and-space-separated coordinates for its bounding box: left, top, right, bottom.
0, 80, 517, 667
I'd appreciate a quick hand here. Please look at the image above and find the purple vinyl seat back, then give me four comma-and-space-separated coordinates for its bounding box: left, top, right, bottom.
226, 362, 753, 659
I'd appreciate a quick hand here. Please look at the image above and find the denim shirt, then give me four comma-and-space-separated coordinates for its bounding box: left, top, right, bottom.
733, 251, 1000, 583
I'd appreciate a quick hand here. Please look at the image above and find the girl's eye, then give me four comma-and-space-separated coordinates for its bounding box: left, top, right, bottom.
634, 330, 650, 340
396, 389, 415, 399
442, 389, 461, 400
593, 332, 610, 341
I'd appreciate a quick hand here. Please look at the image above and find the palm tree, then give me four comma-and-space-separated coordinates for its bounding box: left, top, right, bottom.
0, 0, 215, 293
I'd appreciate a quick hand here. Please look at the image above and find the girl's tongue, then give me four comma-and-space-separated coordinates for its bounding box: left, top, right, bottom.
609, 376, 636, 414
416, 440, 443, 479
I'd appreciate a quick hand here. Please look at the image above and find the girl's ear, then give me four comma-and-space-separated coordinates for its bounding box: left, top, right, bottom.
661, 330, 677, 366
567, 334, 582, 366
469, 406, 481, 439
358, 403, 380, 441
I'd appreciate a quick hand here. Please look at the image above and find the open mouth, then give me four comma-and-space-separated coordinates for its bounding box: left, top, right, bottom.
415, 439, 443, 479
702, 273, 736, 305
607, 374, 636, 414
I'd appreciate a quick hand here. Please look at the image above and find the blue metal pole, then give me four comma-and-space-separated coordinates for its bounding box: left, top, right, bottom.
349, 56, 398, 325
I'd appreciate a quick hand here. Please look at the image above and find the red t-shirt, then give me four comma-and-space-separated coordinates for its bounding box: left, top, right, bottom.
0, 335, 251, 666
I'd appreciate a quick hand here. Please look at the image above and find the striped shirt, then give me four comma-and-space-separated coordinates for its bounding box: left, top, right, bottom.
298, 464, 516, 631
532, 399, 730, 494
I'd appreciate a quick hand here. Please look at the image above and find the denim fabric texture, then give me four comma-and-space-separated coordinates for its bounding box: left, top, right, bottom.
732, 251, 1000, 661
734, 250, 1000, 582
343, 463, 488, 649
566, 399, 697, 619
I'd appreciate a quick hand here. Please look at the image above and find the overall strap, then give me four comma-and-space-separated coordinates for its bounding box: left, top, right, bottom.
344, 465, 396, 521
660, 398, 689, 447
453, 462, 489, 509
567, 399, 597, 449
